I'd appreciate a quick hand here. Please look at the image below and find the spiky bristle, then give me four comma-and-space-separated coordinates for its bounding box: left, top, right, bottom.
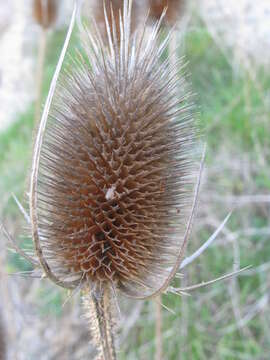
35, 0, 198, 298
90, 0, 139, 44
33, 0, 57, 29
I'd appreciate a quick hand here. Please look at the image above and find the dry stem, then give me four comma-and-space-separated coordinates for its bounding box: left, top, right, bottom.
84, 283, 117, 360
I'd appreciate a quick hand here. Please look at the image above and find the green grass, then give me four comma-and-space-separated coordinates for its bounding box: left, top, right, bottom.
1, 20, 270, 359
186, 23, 270, 155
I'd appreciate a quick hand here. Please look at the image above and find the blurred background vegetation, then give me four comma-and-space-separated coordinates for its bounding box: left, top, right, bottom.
0, 1, 270, 359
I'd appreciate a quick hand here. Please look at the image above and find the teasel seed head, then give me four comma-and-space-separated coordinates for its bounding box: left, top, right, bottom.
148, 0, 186, 26
33, 0, 57, 29
31, 0, 199, 300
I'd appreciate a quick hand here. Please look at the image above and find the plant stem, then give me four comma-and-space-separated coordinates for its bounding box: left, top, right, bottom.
85, 283, 117, 360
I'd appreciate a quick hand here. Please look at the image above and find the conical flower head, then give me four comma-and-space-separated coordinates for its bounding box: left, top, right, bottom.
34, 1, 198, 298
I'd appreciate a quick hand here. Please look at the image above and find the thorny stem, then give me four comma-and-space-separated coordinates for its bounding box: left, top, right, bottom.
85, 283, 117, 360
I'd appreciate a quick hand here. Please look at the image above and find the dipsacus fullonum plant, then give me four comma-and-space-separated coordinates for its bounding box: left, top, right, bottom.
29, 0, 200, 358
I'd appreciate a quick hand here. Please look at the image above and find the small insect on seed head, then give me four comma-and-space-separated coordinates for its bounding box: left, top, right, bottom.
32, 0, 199, 300
33, 0, 58, 29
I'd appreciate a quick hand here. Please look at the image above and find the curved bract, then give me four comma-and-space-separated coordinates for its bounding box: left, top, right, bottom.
33, 0, 198, 299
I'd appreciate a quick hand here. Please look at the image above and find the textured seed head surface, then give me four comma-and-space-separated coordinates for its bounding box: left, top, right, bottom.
36, 3, 197, 297
33, 0, 57, 29
148, 0, 185, 26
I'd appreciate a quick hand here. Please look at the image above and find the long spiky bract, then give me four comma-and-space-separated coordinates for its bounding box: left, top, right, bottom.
30, 0, 199, 356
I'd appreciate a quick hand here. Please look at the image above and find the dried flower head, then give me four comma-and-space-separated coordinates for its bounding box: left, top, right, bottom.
33, 0, 57, 29
31, 0, 198, 301
148, 0, 186, 26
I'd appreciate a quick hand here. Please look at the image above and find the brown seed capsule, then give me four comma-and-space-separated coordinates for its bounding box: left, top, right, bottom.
33, 0, 198, 299
148, 0, 185, 26
33, 0, 57, 29
90, 0, 139, 43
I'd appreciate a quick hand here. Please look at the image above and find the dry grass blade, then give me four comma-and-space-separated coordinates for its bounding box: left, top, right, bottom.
12, 193, 30, 224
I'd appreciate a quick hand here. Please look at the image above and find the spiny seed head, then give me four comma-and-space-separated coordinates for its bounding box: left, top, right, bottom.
35, 0, 198, 298
148, 0, 186, 26
33, 0, 57, 29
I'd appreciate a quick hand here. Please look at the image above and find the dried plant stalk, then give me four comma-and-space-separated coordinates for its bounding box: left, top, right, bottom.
29, 0, 199, 356
33, 0, 58, 124
33, 0, 57, 29
83, 284, 116, 360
